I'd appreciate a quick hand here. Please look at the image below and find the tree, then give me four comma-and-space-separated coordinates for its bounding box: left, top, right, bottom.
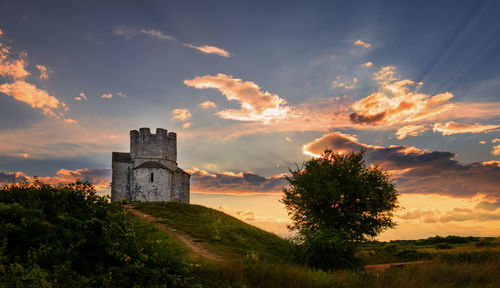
282, 149, 399, 269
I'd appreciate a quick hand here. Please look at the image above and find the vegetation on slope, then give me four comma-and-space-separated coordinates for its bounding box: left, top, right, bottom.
131, 202, 293, 262
2, 182, 500, 288
0, 182, 195, 287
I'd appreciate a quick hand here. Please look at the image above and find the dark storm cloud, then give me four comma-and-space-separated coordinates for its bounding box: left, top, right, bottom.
303, 132, 500, 199
189, 169, 287, 194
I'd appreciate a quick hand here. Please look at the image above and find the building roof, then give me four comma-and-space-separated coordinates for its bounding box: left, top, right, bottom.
133, 161, 168, 170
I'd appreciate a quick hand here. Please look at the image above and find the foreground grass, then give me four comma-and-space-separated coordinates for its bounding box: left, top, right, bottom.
129, 202, 500, 288
3, 183, 499, 287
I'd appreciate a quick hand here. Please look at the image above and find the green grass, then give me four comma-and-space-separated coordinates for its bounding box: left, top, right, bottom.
131, 201, 294, 262
128, 202, 500, 288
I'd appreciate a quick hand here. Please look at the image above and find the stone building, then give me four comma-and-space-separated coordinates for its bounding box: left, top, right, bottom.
111, 128, 190, 203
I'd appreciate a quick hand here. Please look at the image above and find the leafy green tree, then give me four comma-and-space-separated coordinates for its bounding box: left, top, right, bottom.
282, 149, 399, 269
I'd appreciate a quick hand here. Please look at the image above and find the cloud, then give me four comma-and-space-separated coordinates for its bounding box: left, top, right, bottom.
332, 76, 357, 89
114, 26, 231, 57
436, 208, 500, 223
354, 39, 371, 48
395, 124, 429, 139
0, 118, 126, 158
74, 92, 87, 101
235, 210, 256, 221
397, 209, 438, 221
0, 171, 29, 186
286, 136, 292, 142
364, 61, 373, 67
181, 97, 352, 140
0, 168, 111, 193
184, 73, 294, 124
36, 64, 48, 79
116, 92, 126, 97
184, 44, 231, 57
182, 122, 192, 129
476, 200, 500, 211
63, 118, 78, 124
479, 141, 487, 144
492, 145, 500, 156
432, 121, 499, 135
350, 66, 454, 125
492, 138, 500, 143
0, 34, 30, 80
436, 102, 500, 120
172, 108, 191, 121
303, 131, 500, 200
187, 168, 287, 194
100, 93, 112, 99
199, 100, 217, 109
0, 80, 64, 117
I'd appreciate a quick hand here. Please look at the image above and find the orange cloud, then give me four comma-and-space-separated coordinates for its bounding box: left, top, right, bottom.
181, 97, 352, 140
63, 118, 78, 124
396, 124, 429, 139
332, 76, 357, 89
0, 33, 30, 80
492, 145, 500, 156
172, 108, 191, 121
493, 138, 500, 143
432, 121, 500, 135
0, 168, 111, 193
74, 92, 87, 101
184, 73, 294, 124
184, 44, 231, 57
0, 80, 63, 116
364, 61, 373, 67
350, 66, 454, 125
182, 122, 192, 129
198, 100, 216, 109
100, 93, 112, 99
354, 39, 371, 48
36, 64, 48, 79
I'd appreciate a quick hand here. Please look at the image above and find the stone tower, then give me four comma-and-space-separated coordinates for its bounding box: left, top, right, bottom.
111, 128, 190, 203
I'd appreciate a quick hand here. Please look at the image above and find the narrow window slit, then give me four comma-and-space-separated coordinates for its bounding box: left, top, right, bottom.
151, 172, 154, 182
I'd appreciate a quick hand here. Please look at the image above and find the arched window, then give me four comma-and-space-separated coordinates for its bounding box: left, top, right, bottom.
150, 172, 154, 182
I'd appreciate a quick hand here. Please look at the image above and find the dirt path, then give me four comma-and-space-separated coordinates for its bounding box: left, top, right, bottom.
364, 261, 431, 273
122, 204, 221, 261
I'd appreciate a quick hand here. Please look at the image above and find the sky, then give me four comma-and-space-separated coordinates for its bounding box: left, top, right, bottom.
1, 0, 500, 240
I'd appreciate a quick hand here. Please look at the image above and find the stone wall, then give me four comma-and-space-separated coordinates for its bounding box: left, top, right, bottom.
111, 152, 131, 202
173, 168, 190, 203
130, 128, 176, 161
130, 167, 172, 202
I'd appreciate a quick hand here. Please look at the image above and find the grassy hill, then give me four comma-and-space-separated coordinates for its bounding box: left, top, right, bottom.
2, 182, 500, 287
130, 202, 293, 262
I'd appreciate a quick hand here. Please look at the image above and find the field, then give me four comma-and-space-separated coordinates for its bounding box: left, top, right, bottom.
1, 182, 499, 287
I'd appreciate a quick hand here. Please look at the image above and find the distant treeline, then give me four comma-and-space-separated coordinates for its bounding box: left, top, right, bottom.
367, 235, 496, 246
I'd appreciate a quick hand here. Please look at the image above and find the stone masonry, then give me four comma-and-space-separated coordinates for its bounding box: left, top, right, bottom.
111, 128, 190, 203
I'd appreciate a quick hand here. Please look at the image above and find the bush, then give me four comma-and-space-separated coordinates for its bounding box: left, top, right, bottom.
0, 181, 193, 287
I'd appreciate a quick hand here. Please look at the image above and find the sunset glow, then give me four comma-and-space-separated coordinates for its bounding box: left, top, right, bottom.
1, 1, 500, 240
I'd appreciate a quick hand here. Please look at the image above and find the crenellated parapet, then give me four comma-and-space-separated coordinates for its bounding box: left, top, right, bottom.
130, 127, 177, 161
